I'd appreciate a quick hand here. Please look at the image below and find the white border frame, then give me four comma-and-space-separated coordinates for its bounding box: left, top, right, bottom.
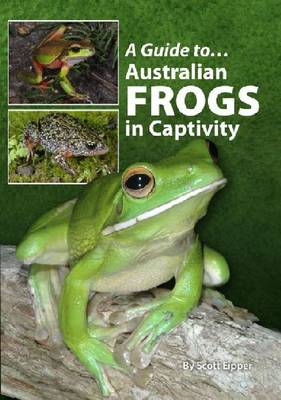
8, 109, 119, 185
7, 20, 119, 106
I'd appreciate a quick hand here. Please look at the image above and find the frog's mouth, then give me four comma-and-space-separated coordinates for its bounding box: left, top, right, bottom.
102, 178, 227, 236
66, 57, 89, 66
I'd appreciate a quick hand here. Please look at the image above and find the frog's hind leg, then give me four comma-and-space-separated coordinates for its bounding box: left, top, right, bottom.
19, 60, 44, 86
30, 60, 55, 91
203, 245, 230, 288
19, 59, 55, 93
202, 246, 257, 324
29, 263, 68, 346
36, 25, 66, 48
202, 245, 232, 309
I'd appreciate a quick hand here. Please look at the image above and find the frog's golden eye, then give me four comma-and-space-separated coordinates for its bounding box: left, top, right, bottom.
123, 167, 155, 198
206, 140, 218, 162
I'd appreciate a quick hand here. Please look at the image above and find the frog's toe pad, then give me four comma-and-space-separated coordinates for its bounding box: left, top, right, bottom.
224, 307, 259, 327
203, 288, 234, 310
113, 342, 153, 388
114, 329, 162, 370
203, 288, 258, 327
131, 365, 153, 387
113, 341, 130, 369
130, 340, 160, 369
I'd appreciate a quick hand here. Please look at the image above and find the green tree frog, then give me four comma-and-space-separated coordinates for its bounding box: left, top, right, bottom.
20, 25, 95, 99
16, 140, 230, 396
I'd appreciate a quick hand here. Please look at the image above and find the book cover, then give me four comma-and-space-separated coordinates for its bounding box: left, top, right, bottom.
1, 1, 280, 399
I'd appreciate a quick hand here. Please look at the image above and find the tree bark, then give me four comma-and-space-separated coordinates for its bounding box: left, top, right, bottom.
1, 245, 281, 400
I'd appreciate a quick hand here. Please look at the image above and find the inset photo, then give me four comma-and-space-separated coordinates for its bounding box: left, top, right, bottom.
8, 110, 118, 184
8, 20, 118, 105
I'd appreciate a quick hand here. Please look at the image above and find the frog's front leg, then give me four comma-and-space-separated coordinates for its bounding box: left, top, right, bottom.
59, 63, 87, 100
114, 238, 203, 370
59, 249, 122, 397
53, 151, 76, 175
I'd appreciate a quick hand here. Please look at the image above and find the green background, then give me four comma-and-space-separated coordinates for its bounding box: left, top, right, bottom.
1, 2, 281, 397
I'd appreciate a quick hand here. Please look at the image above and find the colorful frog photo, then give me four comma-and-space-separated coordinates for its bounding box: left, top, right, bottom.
17, 140, 230, 397
8, 111, 118, 183
9, 21, 118, 104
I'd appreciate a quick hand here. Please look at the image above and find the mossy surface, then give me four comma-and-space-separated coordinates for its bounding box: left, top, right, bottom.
8, 110, 118, 183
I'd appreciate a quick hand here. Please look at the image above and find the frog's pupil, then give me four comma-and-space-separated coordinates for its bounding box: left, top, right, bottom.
71, 47, 81, 53
86, 143, 96, 149
126, 174, 150, 190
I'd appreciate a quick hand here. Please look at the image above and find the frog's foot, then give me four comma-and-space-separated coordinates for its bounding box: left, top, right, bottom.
65, 91, 92, 104
88, 294, 151, 345
76, 342, 150, 396
88, 319, 140, 345
67, 336, 122, 397
34, 78, 54, 92
88, 291, 166, 328
70, 92, 91, 101
87, 295, 157, 388
109, 294, 166, 326
203, 288, 258, 327
53, 152, 76, 175
202, 288, 234, 310
20, 74, 55, 94
113, 298, 185, 371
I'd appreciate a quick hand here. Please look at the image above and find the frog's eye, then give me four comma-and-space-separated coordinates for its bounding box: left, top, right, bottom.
206, 140, 218, 162
123, 167, 155, 198
86, 142, 96, 149
70, 46, 82, 53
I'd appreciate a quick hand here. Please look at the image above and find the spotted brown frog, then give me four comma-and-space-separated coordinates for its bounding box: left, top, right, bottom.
23, 113, 108, 175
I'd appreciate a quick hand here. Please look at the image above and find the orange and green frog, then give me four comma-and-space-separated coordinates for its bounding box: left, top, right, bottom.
20, 25, 95, 99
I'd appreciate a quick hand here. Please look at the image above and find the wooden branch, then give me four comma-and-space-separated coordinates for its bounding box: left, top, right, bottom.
1, 245, 281, 399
